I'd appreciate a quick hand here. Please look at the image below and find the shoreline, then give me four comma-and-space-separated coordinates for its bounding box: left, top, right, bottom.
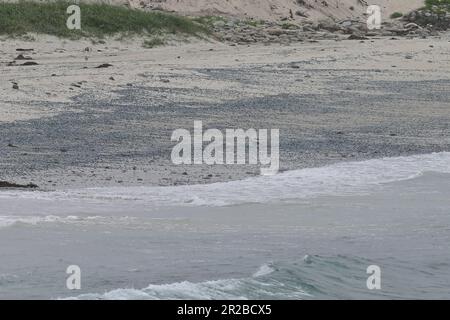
2, 0, 450, 301
1, 169, 449, 299
1, 34, 450, 189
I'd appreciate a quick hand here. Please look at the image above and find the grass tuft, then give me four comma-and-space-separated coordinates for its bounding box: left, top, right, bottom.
390, 12, 403, 19
142, 36, 165, 48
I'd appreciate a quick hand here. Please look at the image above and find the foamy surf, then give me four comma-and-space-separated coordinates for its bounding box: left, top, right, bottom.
63, 260, 314, 300
1, 152, 450, 207
0, 215, 79, 228
0, 215, 135, 229
252, 263, 275, 278
63, 255, 444, 300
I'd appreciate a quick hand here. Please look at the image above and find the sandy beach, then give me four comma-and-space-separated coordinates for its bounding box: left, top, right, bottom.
1, 34, 449, 188
1, 0, 450, 300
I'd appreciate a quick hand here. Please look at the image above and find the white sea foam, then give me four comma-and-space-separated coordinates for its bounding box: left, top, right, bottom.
0, 215, 77, 228
63, 263, 310, 300
64, 280, 247, 300
252, 263, 275, 277
1, 152, 450, 207
0, 215, 133, 228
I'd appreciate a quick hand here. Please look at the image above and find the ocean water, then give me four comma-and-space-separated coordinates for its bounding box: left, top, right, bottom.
0, 152, 449, 299
65, 255, 450, 300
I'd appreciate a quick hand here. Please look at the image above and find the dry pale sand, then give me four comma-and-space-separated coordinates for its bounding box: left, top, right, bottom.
3, 0, 426, 21
129, 0, 426, 21
0, 1, 431, 123
1, 32, 449, 124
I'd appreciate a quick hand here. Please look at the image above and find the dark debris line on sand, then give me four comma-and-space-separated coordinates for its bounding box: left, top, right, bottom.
0, 181, 38, 188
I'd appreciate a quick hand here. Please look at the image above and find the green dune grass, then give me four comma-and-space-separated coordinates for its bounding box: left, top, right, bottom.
0, 1, 208, 39
425, 0, 450, 12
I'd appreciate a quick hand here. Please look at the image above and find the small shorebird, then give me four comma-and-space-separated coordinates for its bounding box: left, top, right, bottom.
84, 47, 92, 62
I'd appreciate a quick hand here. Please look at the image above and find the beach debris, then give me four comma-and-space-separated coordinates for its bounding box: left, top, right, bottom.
12, 82, 19, 90
15, 54, 33, 60
0, 181, 38, 189
21, 61, 39, 66
347, 34, 369, 40
16, 48, 34, 52
95, 63, 113, 68
7, 61, 38, 66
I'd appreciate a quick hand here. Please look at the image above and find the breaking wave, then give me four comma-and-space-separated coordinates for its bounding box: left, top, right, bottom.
1, 152, 449, 207
63, 254, 450, 300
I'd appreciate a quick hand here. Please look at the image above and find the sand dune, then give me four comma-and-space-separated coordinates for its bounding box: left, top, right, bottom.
129, 0, 425, 21
3, 0, 426, 21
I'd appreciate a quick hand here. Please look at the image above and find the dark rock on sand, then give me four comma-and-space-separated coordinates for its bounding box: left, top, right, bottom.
96, 63, 113, 68
15, 54, 33, 60
404, 9, 450, 31
21, 61, 39, 66
347, 34, 369, 40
